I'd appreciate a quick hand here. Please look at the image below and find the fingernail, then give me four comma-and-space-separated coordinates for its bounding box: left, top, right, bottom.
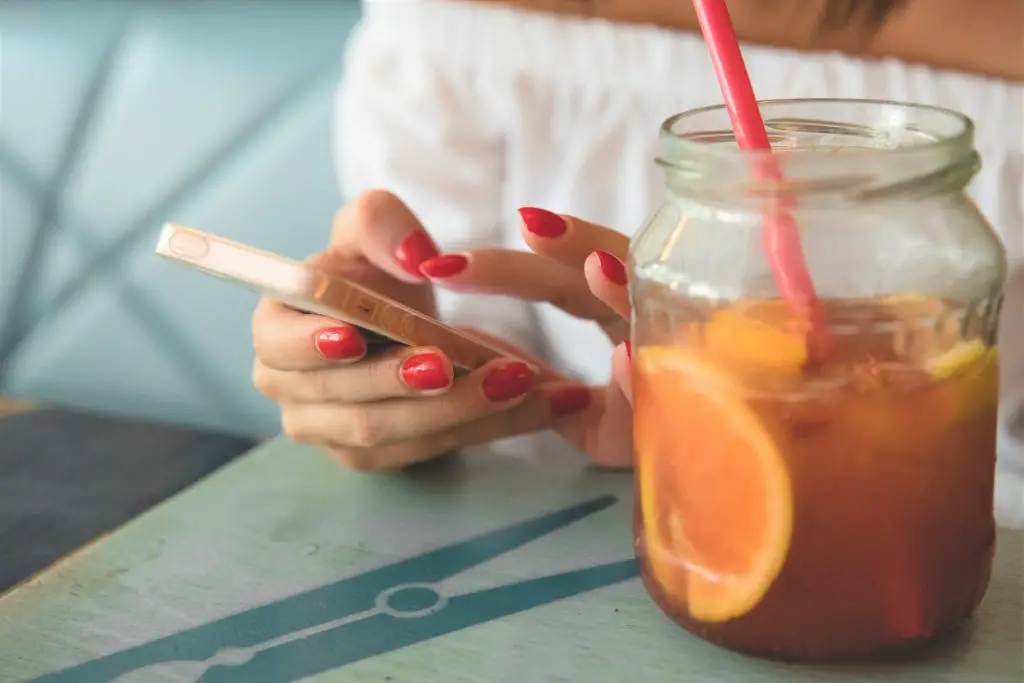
400, 353, 451, 391
419, 253, 469, 279
482, 361, 534, 403
315, 326, 366, 360
395, 231, 440, 278
594, 250, 628, 286
624, 341, 633, 361
518, 207, 567, 238
550, 386, 591, 417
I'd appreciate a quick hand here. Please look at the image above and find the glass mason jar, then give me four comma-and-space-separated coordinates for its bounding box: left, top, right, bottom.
630, 99, 1006, 662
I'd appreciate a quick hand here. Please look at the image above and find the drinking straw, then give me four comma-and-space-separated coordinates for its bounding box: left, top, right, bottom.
692, 0, 833, 358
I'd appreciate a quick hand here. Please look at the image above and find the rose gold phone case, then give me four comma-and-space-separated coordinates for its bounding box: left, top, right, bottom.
155, 223, 528, 373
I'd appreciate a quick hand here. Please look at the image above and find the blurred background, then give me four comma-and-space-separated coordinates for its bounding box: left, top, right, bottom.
0, 0, 362, 589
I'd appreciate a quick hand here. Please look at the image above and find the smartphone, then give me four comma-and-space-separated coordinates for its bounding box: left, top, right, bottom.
155, 223, 532, 374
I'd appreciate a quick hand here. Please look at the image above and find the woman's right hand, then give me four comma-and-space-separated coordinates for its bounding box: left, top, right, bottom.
251, 191, 593, 470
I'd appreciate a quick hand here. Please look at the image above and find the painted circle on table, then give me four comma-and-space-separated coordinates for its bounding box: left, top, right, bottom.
376, 583, 448, 619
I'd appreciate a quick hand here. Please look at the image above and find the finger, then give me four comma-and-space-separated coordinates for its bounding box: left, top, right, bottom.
330, 190, 440, 283
283, 359, 546, 450
611, 342, 633, 406
553, 348, 633, 470
584, 343, 634, 469
423, 380, 594, 456
590, 376, 635, 469
584, 250, 631, 320
252, 299, 366, 371
254, 345, 458, 404
420, 248, 621, 329
518, 207, 630, 269
319, 380, 595, 470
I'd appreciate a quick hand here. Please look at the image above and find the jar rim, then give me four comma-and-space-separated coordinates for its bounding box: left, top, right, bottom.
661, 98, 975, 161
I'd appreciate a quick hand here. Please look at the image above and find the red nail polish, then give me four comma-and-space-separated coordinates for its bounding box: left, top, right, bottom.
400, 353, 451, 391
482, 362, 534, 403
420, 253, 468, 279
315, 326, 366, 360
550, 386, 591, 417
518, 207, 567, 238
624, 341, 633, 361
395, 231, 440, 278
594, 250, 628, 286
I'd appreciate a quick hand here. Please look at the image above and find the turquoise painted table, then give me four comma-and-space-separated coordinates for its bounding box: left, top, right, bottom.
1, 435, 1021, 682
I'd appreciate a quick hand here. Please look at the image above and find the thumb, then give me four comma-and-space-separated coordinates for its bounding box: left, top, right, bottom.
330, 190, 440, 283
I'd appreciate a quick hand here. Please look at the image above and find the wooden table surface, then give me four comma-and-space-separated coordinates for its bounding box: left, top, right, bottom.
0, 435, 1021, 683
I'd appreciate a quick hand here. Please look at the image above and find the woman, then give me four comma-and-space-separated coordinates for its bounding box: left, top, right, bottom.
250, 0, 1023, 489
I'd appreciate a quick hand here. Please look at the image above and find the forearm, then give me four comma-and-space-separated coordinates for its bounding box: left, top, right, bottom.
469, 0, 1024, 81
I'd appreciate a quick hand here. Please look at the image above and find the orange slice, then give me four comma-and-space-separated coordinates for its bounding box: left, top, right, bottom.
634, 347, 793, 622
702, 302, 808, 378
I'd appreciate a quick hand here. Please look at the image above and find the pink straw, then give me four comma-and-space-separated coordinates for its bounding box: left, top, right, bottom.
693, 0, 832, 358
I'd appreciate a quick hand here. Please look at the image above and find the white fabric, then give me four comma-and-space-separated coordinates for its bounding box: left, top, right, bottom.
335, 0, 1024, 521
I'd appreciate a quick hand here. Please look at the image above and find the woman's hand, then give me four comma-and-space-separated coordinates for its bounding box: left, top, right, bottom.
419, 207, 636, 468
251, 191, 594, 470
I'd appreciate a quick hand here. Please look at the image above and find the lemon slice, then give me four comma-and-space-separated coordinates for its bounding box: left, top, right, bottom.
925, 340, 990, 379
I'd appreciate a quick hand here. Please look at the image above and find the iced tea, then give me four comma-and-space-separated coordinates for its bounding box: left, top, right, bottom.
632, 295, 999, 662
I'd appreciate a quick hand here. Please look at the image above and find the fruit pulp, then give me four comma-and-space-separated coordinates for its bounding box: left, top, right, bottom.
632, 295, 999, 662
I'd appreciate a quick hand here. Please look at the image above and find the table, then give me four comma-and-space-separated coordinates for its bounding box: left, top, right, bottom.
0, 435, 1021, 683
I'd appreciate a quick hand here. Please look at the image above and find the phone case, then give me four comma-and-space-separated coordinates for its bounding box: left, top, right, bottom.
156, 224, 538, 375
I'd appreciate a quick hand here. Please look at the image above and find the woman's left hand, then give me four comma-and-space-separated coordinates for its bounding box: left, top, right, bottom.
418, 207, 634, 468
